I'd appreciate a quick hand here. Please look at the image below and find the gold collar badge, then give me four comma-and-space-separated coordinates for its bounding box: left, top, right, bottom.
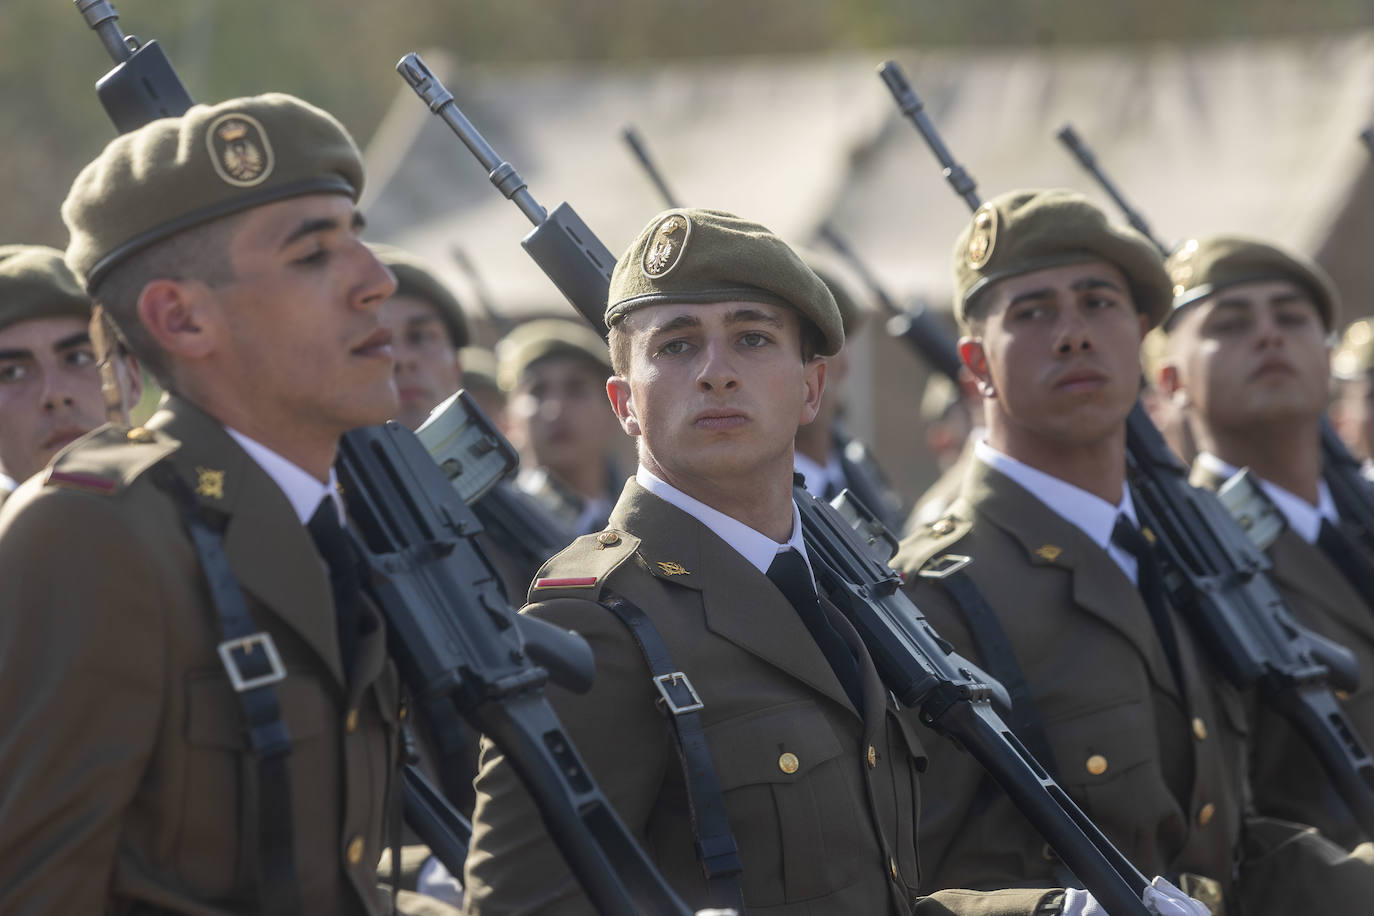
656, 561, 690, 576
195, 466, 226, 501
1034, 544, 1062, 562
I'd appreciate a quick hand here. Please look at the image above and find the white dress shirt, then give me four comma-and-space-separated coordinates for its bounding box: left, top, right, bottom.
636, 464, 815, 581
794, 449, 846, 501
0, 473, 16, 494
1195, 451, 1337, 545
975, 439, 1141, 583
226, 427, 343, 525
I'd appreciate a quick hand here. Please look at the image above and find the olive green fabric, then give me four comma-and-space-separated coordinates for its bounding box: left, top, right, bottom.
63, 93, 364, 290
0, 245, 90, 332
1165, 235, 1340, 332
496, 318, 612, 392
1334, 319, 1374, 380
370, 244, 468, 349
606, 208, 844, 356
952, 188, 1171, 329
800, 249, 868, 338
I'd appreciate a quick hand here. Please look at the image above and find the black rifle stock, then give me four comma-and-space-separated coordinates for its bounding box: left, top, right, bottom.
75, 0, 194, 132
1056, 124, 1374, 585
880, 58, 1374, 842
78, 16, 690, 912
401, 53, 1159, 915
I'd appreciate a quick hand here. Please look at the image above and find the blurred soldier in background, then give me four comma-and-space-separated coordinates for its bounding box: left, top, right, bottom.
906, 371, 983, 532
1331, 318, 1374, 475
894, 190, 1374, 915
459, 345, 508, 434
497, 317, 625, 535
793, 254, 907, 532
0, 244, 141, 507
1158, 235, 1374, 847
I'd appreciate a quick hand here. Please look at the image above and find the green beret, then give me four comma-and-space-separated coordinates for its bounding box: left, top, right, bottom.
953, 188, 1170, 329
496, 318, 612, 391
1164, 235, 1340, 332
0, 245, 91, 332
370, 244, 469, 349
1333, 319, 1374, 380
800, 249, 868, 338
606, 208, 844, 356
63, 93, 364, 290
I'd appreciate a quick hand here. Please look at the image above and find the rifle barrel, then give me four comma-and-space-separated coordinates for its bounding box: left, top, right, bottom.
621, 125, 682, 208
877, 60, 981, 211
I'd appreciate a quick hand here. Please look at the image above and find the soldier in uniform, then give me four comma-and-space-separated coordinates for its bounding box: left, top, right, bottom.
461, 207, 1200, 916
1330, 318, 1374, 473
792, 254, 907, 532
459, 346, 509, 434
0, 244, 142, 506
497, 317, 625, 535
0, 95, 408, 914
892, 190, 1374, 915
1156, 236, 1374, 847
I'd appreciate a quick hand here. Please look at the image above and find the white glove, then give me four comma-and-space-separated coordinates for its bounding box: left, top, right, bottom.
693, 910, 739, 916
416, 855, 464, 907
1142, 876, 1210, 916
1060, 876, 1211, 916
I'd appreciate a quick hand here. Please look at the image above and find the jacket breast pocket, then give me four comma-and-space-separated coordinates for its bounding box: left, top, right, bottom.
179, 669, 330, 895
1046, 698, 1156, 832
706, 700, 863, 907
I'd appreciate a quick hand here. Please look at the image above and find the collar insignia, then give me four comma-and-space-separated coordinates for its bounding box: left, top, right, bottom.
1034, 544, 1062, 562
656, 561, 690, 576
195, 467, 226, 501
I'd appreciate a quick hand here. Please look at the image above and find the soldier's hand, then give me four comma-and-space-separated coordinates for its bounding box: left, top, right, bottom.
1142, 876, 1209, 916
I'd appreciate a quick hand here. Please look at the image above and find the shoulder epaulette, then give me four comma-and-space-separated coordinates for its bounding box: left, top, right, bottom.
891, 511, 974, 579
527, 527, 641, 603
44, 425, 178, 497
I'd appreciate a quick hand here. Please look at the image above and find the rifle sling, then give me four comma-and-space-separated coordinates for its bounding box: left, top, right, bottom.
600, 590, 744, 913
154, 465, 302, 915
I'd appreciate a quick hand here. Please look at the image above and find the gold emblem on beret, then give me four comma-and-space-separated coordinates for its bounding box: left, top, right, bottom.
195, 466, 226, 500
966, 204, 998, 270
641, 214, 691, 279
206, 113, 275, 188
656, 561, 689, 576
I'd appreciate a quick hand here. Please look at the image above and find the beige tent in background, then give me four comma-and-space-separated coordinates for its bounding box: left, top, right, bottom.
361, 35, 1374, 504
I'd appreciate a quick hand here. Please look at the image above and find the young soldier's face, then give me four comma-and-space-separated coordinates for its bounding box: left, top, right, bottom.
0, 316, 108, 481
380, 293, 462, 430
207, 193, 399, 439
607, 300, 825, 491
1162, 279, 1329, 434
962, 260, 1147, 452
510, 355, 618, 481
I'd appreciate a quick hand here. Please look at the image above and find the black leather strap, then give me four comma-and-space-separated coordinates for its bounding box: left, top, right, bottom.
939, 567, 1060, 781
600, 590, 745, 912
154, 465, 301, 915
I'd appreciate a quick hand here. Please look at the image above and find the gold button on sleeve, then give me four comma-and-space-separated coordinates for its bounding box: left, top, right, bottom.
1085, 754, 1108, 776
346, 835, 365, 865
1197, 802, 1216, 827
778, 752, 800, 774
1192, 717, 1207, 741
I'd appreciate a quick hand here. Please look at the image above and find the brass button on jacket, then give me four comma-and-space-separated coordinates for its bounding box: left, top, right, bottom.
778, 752, 800, 774
1085, 754, 1108, 776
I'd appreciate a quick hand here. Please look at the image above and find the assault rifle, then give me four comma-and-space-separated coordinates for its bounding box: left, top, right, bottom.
1056, 123, 1374, 579
78, 9, 691, 914
879, 59, 1374, 839
400, 52, 1157, 915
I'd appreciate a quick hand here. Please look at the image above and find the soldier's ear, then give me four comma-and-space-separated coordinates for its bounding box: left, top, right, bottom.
137, 278, 218, 363
798, 356, 827, 426
1157, 362, 1188, 407
606, 376, 641, 437
958, 337, 994, 398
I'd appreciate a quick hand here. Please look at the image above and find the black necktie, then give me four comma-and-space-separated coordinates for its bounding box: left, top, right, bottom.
766, 549, 865, 712
1318, 518, 1374, 611
308, 499, 364, 682
1111, 516, 1186, 694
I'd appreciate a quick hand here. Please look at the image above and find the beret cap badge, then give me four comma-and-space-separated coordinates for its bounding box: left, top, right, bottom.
641, 213, 691, 278
207, 113, 274, 188
966, 204, 997, 269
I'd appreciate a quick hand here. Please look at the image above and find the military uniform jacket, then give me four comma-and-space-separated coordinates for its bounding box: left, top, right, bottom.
1191, 463, 1374, 848
892, 459, 1254, 899
462, 479, 1056, 916
0, 395, 400, 914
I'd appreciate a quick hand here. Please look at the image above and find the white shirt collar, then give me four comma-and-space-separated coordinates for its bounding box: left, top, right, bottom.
636, 464, 812, 579
1196, 451, 1337, 545
793, 449, 846, 500
0, 473, 16, 493
974, 438, 1141, 582
226, 427, 343, 526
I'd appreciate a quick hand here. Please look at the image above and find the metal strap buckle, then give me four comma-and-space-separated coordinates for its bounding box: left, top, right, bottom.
918, 553, 972, 579
218, 632, 287, 692
653, 671, 704, 715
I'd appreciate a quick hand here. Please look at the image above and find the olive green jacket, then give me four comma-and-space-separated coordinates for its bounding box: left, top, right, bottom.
1191, 462, 1374, 848
462, 479, 1057, 916
0, 395, 400, 914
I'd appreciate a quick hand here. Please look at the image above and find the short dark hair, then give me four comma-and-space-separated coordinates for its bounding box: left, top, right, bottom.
90, 214, 243, 388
